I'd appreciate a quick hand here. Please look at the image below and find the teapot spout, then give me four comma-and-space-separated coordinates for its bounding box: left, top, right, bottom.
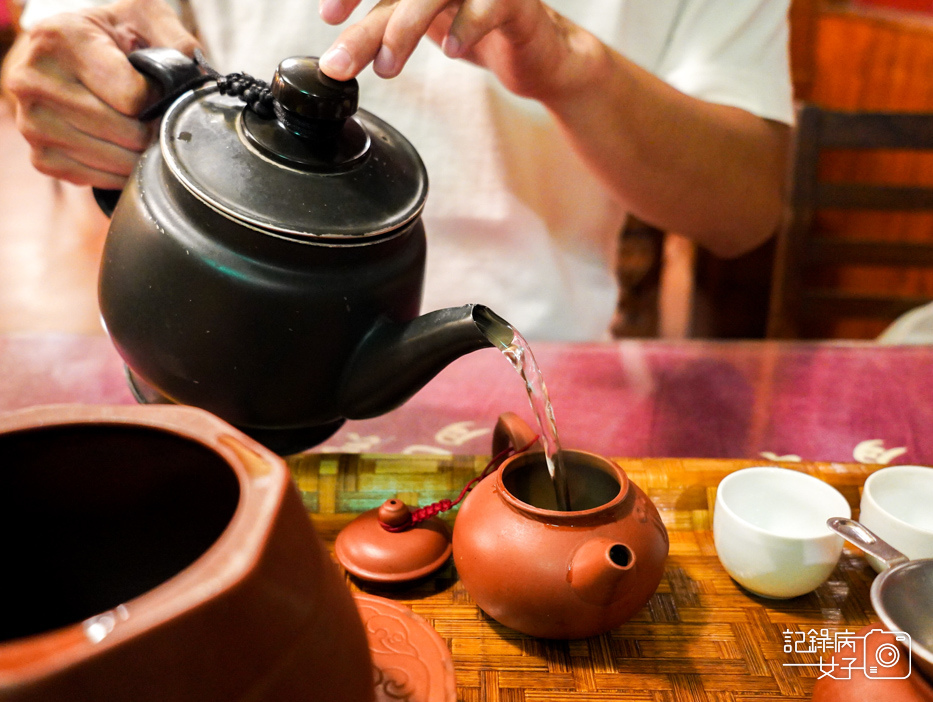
569, 538, 636, 607
338, 304, 513, 419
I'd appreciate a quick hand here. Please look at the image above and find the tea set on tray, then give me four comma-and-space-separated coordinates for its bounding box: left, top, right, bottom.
1, 49, 932, 702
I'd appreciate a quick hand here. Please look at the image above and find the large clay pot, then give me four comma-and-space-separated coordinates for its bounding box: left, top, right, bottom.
0, 405, 373, 702
452, 413, 669, 639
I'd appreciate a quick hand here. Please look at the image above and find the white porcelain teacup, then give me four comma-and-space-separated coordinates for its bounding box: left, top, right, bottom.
713, 466, 851, 599
859, 464, 933, 572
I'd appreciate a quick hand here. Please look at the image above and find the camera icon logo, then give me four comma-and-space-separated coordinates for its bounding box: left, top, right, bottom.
862, 628, 911, 679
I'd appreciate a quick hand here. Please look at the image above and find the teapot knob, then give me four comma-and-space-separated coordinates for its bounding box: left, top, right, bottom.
377, 498, 412, 528
271, 57, 358, 137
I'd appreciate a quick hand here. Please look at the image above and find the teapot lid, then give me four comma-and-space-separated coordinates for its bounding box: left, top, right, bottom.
334, 499, 452, 583
160, 57, 427, 242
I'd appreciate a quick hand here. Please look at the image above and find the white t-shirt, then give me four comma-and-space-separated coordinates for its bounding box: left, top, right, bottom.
21, 0, 793, 340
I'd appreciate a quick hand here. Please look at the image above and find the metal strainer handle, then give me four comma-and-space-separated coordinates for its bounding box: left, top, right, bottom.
826, 517, 911, 569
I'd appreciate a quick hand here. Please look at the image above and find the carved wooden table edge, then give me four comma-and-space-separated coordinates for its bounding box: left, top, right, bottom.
287, 454, 888, 702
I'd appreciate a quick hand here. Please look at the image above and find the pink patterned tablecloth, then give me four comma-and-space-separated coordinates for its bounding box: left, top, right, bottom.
2, 332, 931, 466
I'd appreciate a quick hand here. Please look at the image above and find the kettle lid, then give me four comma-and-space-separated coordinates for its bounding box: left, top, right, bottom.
160, 57, 428, 241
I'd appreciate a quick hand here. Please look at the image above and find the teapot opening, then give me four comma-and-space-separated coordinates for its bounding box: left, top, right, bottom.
0, 425, 240, 643
501, 451, 622, 513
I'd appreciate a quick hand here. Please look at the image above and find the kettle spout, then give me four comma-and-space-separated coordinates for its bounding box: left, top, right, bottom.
569, 538, 636, 607
338, 304, 513, 419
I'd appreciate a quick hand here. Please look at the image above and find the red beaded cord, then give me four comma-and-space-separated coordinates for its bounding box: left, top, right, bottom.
379, 436, 539, 532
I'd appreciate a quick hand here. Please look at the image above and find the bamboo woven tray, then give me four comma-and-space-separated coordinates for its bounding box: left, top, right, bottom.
287, 454, 884, 702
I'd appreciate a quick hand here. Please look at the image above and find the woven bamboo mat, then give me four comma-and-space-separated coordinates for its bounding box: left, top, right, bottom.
287, 454, 883, 702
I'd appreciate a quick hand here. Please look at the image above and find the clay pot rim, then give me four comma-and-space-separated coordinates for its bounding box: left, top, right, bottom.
0, 404, 289, 681
494, 448, 629, 520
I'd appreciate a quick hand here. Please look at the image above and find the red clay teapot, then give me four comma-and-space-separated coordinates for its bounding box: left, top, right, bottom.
95, 49, 511, 454
452, 414, 670, 639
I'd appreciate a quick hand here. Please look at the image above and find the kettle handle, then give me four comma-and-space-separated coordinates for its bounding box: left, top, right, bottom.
93, 48, 203, 217
128, 48, 204, 116
491, 412, 540, 458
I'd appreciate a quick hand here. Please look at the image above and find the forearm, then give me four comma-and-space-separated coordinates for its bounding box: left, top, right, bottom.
316, 1, 789, 258
541, 32, 790, 258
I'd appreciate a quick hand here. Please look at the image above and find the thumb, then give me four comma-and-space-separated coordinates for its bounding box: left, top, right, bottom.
94, 0, 202, 114
108, 0, 201, 57
139, 12, 201, 57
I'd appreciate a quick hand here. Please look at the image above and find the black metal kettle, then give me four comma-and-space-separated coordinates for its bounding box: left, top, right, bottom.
97, 49, 512, 454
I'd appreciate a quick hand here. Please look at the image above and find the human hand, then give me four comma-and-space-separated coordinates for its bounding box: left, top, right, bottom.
317, 0, 596, 102
2, 0, 199, 189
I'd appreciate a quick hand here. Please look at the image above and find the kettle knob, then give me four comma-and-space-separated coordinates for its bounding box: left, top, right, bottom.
271, 57, 358, 136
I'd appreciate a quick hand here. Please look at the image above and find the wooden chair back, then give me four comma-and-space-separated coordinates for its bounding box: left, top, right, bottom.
766, 103, 933, 338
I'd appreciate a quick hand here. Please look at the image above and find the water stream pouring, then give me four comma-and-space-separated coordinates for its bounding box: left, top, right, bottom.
488, 327, 572, 510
